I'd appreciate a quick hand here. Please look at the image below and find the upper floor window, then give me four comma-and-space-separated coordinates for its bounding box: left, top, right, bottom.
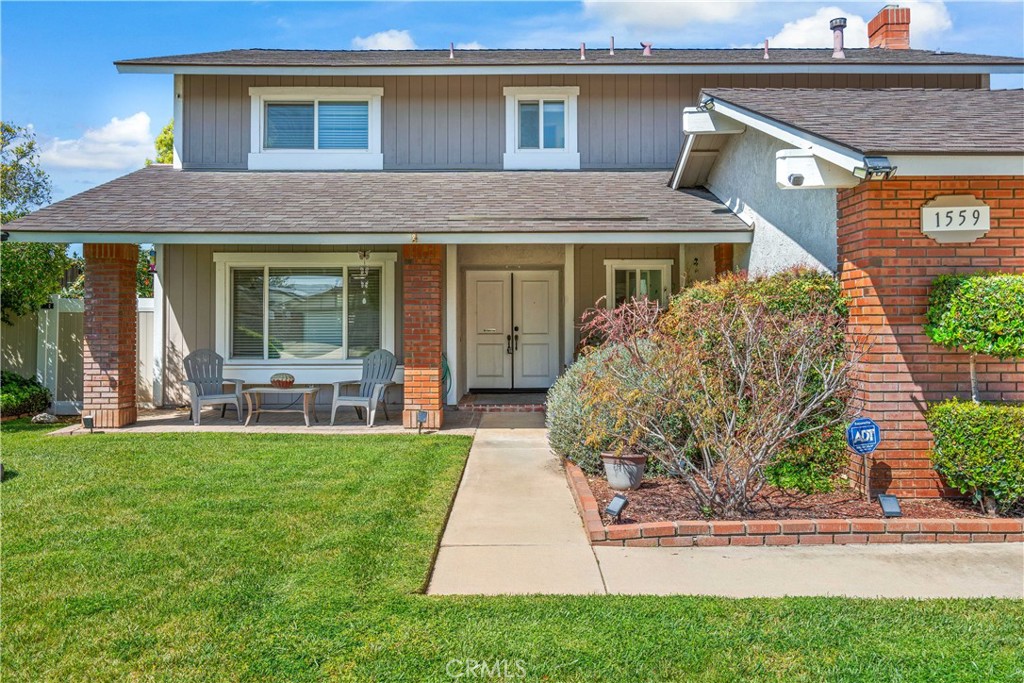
249, 87, 383, 170
503, 86, 580, 170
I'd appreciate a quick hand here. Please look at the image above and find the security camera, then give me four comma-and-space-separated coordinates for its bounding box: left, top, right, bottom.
788, 173, 805, 186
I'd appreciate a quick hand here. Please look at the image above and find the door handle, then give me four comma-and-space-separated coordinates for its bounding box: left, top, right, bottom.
506, 334, 513, 355
513, 326, 519, 351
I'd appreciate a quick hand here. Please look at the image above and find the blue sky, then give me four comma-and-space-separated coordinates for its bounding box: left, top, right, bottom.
3, 0, 1022, 201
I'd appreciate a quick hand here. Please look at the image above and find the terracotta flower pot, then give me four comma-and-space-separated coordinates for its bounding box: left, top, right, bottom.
270, 372, 295, 389
601, 453, 646, 491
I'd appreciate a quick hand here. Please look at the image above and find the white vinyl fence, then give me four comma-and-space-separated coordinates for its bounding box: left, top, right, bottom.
1, 297, 155, 415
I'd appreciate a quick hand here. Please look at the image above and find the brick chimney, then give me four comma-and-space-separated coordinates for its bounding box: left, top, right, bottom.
868, 5, 911, 49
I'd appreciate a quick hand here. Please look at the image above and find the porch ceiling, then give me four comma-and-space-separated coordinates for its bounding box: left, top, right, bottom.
4, 166, 749, 241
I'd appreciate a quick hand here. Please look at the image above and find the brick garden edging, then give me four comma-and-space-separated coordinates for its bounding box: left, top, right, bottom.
564, 461, 1024, 547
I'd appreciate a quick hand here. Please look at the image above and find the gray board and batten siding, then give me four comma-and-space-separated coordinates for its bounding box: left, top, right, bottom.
181, 73, 985, 171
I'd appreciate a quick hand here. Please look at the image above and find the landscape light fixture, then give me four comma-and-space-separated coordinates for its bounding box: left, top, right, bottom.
605, 494, 629, 522
853, 156, 897, 181
877, 494, 902, 518
82, 415, 95, 434
417, 410, 428, 434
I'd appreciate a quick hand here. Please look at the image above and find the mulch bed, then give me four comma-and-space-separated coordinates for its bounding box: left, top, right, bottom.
587, 475, 995, 524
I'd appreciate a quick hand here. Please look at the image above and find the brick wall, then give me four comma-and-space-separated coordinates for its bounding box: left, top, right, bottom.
401, 244, 444, 429
82, 243, 138, 428
837, 176, 1024, 497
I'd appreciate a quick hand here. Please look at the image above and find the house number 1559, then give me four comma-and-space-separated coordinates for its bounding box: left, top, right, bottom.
932, 208, 983, 228
920, 195, 991, 244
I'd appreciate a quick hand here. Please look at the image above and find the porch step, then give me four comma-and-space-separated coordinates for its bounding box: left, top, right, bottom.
458, 402, 546, 413
457, 392, 548, 413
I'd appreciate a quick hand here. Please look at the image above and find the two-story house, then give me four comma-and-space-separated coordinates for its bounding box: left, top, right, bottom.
5, 5, 1023, 445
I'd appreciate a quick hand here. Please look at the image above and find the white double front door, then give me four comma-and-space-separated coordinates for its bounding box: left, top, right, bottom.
466, 270, 560, 390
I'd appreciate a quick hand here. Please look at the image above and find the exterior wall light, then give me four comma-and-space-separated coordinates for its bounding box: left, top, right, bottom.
700, 98, 715, 111
877, 494, 902, 518
853, 156, 897, 181
605, 494, 629, 522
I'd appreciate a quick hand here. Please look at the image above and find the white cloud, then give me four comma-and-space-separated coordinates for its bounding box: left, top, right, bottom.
761, 2, 952, 49
38, 112, 153, 171
351, 29, 416, 50
582, 0, 745, 30
763, 7, 869, 49
455, 41, 486, 50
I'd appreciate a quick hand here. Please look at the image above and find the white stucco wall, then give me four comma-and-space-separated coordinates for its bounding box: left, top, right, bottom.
706, 127, 838, 275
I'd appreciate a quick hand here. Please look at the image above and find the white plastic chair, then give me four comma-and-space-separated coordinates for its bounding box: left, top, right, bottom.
183, 349, 243, 425
330, 349, 398, 427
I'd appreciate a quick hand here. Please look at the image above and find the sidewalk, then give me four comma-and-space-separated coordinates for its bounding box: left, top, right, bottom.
428, 412, 1024, 598
428, 412, 605, 595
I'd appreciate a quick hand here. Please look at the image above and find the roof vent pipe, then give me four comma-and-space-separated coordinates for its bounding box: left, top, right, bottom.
580, 42, 586, 60
449, 42, 455, 59
831, 17, 847, 59
609, 36, 615, 56
763, 39, 770, 60
641, 41, 653, 56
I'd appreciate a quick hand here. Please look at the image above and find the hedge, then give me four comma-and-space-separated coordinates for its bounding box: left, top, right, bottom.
0, 371, 52, 417
927, 399, 1024, 514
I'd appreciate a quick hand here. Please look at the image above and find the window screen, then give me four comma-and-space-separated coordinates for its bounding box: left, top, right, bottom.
264, 103, 314, 149
318, 101, 370, 150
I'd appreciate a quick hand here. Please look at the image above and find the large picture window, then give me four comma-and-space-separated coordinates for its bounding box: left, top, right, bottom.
215, 253, 396, 370
249, 87, 383, 170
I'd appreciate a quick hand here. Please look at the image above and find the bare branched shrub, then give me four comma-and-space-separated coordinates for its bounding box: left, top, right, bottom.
581, 273, 864, 517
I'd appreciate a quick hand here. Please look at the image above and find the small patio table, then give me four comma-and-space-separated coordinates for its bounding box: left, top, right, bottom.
242, 386, 320, 427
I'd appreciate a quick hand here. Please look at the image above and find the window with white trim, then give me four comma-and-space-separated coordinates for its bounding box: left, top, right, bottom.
604, 259, 673, 308
503, 86, 580, 170
249, 87, 384, 170
214, 253, 396, 364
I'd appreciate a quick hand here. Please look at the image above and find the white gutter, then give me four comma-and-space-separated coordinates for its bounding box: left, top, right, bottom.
5, 230, 753, 246
114, 63, 1024, 77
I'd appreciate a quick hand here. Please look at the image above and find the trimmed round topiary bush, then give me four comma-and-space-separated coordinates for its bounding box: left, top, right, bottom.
926, 398, 1024, 515
0, 371, 52, 417
924, 273, 1024, 402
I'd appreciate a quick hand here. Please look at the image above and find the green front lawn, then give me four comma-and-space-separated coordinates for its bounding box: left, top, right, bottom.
2, 421, 1022, 682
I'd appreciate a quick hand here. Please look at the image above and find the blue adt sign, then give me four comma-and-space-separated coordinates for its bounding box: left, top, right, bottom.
847, 417, 881, 455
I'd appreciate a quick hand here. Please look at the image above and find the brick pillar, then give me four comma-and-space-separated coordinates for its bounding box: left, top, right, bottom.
402, 244, 444, 429
83, 243, 138, 428
837, 177, 1024, 498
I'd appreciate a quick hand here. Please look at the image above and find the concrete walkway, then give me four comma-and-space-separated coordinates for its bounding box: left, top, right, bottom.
429, 412, 606, 595
428, 413, 1024, 598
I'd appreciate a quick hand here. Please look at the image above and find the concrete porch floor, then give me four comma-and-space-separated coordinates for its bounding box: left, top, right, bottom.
50, 406, 480, 436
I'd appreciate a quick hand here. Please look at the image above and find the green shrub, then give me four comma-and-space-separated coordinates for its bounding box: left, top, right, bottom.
0, 370, 51, 417
546, 344, 685, 476
926, 399, 1024, 514
766, 419, 850, 494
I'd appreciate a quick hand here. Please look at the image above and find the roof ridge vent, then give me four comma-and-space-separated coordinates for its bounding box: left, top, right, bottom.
641, 42, 653, 56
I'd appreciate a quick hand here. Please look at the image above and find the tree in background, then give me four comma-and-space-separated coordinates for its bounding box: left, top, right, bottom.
0, 121, 72, 324
145, 119, 174, 165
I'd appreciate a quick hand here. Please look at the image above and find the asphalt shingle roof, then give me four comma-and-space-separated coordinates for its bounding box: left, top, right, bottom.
116, 47, 1024, 69
702, 88, 1024, 155
4, 167, 748, 235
